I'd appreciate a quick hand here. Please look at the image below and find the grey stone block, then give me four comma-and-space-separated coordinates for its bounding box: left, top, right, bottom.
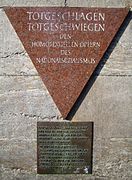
0, 139, 37, 171
73, 76, 132, 138
68, 0, 132, 8
93, 138, 132, 178
0, 0, 65, 7
0, 89, 61, 120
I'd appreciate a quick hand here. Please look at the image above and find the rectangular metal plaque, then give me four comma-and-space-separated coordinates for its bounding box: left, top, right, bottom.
37, 122, 93, 174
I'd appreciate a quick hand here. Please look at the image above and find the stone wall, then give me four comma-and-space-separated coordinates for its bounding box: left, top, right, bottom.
0, 0, 132, 180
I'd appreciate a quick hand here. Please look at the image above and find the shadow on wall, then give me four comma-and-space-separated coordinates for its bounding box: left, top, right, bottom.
66, 11, 132, 121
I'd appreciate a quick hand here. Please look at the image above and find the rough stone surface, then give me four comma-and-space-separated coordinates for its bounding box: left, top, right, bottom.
72, 76, 132, 138
0, 0, 132, 180
68, 0, 132, 8
0, 0, 65, 7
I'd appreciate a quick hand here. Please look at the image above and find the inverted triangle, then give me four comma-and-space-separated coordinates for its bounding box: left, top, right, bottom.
4, 7, 129, 118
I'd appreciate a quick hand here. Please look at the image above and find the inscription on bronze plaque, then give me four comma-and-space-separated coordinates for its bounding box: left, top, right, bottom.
4, 8, 129, 118
37, 122, 93, 174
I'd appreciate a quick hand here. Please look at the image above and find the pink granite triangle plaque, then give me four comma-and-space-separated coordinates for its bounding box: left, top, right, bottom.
4, 7, 129, 118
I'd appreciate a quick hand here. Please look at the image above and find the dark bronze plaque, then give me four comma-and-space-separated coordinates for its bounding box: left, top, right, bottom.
5, 8, 129, 118
37, 122, 93, 174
